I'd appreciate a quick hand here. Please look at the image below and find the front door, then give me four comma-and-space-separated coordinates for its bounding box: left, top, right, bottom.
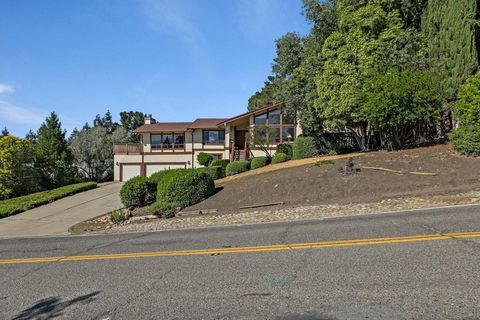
235, 130, 247, 150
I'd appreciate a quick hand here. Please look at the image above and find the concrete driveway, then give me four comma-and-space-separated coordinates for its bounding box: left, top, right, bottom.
0, 182, 123, 238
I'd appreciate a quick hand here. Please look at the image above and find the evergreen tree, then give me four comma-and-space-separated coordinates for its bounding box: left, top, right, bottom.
422, 0, 480, 104
34, 112, 76, 189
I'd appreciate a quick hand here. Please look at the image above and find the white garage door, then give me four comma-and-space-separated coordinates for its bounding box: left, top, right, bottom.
121, 164, 141, 181
146, 163, 186, 177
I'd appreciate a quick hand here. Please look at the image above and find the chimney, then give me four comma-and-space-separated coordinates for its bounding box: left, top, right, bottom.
144, 115, 156, 124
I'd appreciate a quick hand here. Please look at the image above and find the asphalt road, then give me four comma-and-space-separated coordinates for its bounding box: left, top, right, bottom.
1, 205, 480, 320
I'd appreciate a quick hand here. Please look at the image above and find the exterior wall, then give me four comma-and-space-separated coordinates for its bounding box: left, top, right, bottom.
114, 129, 229, 181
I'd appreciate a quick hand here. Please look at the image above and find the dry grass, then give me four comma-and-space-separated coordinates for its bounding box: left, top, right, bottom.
216, 153, 365, 185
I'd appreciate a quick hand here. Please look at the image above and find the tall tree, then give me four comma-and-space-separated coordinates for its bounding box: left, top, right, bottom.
70, 126, 132, 182
34, 112, 76, 189
94, 110, 118, 134
315, 0, 425, 150
0, 136, 38, 199
248, 33, 304, 111
422, 0, 480, 104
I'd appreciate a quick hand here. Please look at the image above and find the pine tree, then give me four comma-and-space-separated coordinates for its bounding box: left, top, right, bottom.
34, 112, 76, 189
422, 0, 480, 103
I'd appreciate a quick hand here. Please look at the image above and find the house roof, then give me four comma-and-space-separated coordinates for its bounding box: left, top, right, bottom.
217, 102, 284, 125
134, 122, 191, 133
187, 118, 227, 129
133, 102, 284, 133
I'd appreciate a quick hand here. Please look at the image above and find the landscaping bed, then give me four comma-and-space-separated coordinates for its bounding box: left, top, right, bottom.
0, 182, 97, 218
72, 144, 480, 234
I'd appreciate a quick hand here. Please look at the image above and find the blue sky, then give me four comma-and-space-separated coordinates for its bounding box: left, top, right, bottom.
0, 0, 310, 137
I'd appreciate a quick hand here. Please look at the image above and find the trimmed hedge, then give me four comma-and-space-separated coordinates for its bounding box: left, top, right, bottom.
250, 156, 270, 170
149, 168, 191, 184
0, 182, 97, 219
211, 159, 230, 177
271, 152, 289, 164
120, 176, 156, 208
226, 160, 250, 176
276, 144, 293, 159
197, 165, 224, 180
157, 170, 215, 208
197, 152, 213, 166
293, 136, 318, 160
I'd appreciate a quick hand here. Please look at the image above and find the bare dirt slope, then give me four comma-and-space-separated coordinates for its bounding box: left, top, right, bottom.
187, 144, 480, 214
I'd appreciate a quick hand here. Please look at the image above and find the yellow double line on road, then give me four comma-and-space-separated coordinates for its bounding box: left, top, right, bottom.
1, 231, 480, 265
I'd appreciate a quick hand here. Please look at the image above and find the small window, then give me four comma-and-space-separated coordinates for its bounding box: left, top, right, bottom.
282, 127, 295, 142
270, 127, 281, 143
211, 154, 223, 161
174, 133, 184, 149
254, 112, 267, 125
203, 131, 225, 145
162, 134, 173, 149
151, 134, 162, 149
269, 108, 281, 125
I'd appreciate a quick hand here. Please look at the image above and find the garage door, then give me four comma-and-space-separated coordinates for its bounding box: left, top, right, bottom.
146, 163, 186, 177
121, 164, 141, 181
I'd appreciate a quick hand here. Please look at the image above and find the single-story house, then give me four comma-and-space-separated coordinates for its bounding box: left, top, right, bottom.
113, 103, 302, 181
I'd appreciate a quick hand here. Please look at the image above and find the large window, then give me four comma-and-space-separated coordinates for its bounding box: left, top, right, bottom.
151, 133, 185, 151
203, 130, 225, 145
252, 107, 295, 144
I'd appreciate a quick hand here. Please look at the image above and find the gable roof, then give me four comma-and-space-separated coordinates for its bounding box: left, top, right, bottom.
188, 118, 227, 129
217, 102, 284, 125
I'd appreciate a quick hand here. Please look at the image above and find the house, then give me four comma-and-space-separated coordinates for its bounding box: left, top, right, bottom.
113, 103, 302, 181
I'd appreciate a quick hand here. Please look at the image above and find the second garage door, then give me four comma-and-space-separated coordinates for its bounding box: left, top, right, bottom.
146, 163, 187, 177
121, 164, 141, 181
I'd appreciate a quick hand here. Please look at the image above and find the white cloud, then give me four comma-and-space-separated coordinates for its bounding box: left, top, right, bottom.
0, 84, 15, 94
0, 100, 47, 126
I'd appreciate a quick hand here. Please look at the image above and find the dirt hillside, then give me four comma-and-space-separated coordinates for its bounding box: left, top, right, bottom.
187, 144, 480, 214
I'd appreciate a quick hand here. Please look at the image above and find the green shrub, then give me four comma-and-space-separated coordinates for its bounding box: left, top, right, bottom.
293, 136, 318, 160
157, 170, 215, 208
149, 168, 191, 184
276, 144, 293, 159
225, 160, 250, 176
0, 182, 97, 219
211, 159, 230, 177
250, 156, 270, 169
110, 208, 128, 223
154, 169, 194, 198
149, 199, 178, 218
197, 152, 213, 166
120, 176, 156, 208
271, 152, 289, 164
450, 125, 480, 156
197, 165, 224, 180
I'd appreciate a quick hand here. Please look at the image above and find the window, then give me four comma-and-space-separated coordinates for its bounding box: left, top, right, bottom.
151, 134, 162, 150
203, 130, 225, 145
251, 107, 296, 145
211, 154, 223, 161
162, 134, 173, 149
282, 127, 295, 142
151, 133, 185, 151
174, 134, 184, 149
270, 127, 281, 143
269, 108, 281, 124
254, 112, 267, 125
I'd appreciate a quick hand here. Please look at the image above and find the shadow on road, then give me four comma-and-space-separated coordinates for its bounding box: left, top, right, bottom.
12, 291, 100, 320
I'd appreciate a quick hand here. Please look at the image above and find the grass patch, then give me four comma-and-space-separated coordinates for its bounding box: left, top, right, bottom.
315, 159, 335, 166
0, 182, 97, 219
110, 208, 129, 223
